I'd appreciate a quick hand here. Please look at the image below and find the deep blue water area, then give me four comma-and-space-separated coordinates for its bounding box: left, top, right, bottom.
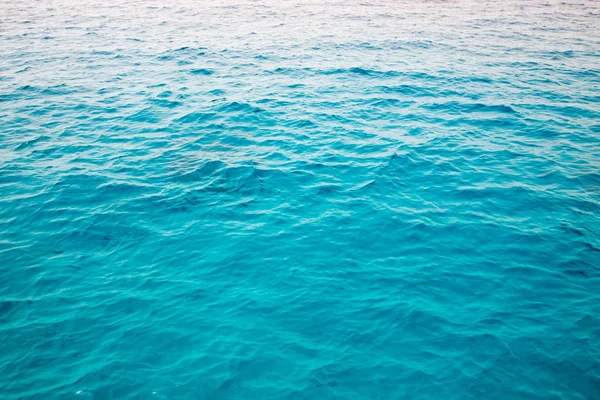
1, 0, 599, 399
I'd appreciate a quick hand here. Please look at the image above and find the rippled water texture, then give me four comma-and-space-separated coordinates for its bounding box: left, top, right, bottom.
1, 0, 600, 398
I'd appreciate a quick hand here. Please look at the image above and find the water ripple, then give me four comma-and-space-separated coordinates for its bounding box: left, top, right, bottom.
1, 0, 599, 399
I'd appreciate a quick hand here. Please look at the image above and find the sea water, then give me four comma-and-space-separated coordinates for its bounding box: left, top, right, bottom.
0, 0, 599, 399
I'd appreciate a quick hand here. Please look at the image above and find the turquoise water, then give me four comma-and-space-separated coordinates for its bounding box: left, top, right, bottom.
1, 0, 600, 398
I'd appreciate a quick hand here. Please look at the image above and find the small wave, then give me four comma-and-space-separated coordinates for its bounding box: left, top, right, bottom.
190, 68, 214, 76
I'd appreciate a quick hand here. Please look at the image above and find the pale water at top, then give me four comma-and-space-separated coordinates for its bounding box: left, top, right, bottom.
0, 0, 599, 399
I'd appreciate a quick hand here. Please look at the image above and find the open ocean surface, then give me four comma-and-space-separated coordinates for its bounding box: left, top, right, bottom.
1, 0, 600, 398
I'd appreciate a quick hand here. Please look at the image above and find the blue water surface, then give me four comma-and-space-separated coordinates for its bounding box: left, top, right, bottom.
1, 0, 599, 399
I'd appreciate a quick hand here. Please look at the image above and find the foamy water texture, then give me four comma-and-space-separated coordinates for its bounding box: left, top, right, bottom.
1, 0, 599, 398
